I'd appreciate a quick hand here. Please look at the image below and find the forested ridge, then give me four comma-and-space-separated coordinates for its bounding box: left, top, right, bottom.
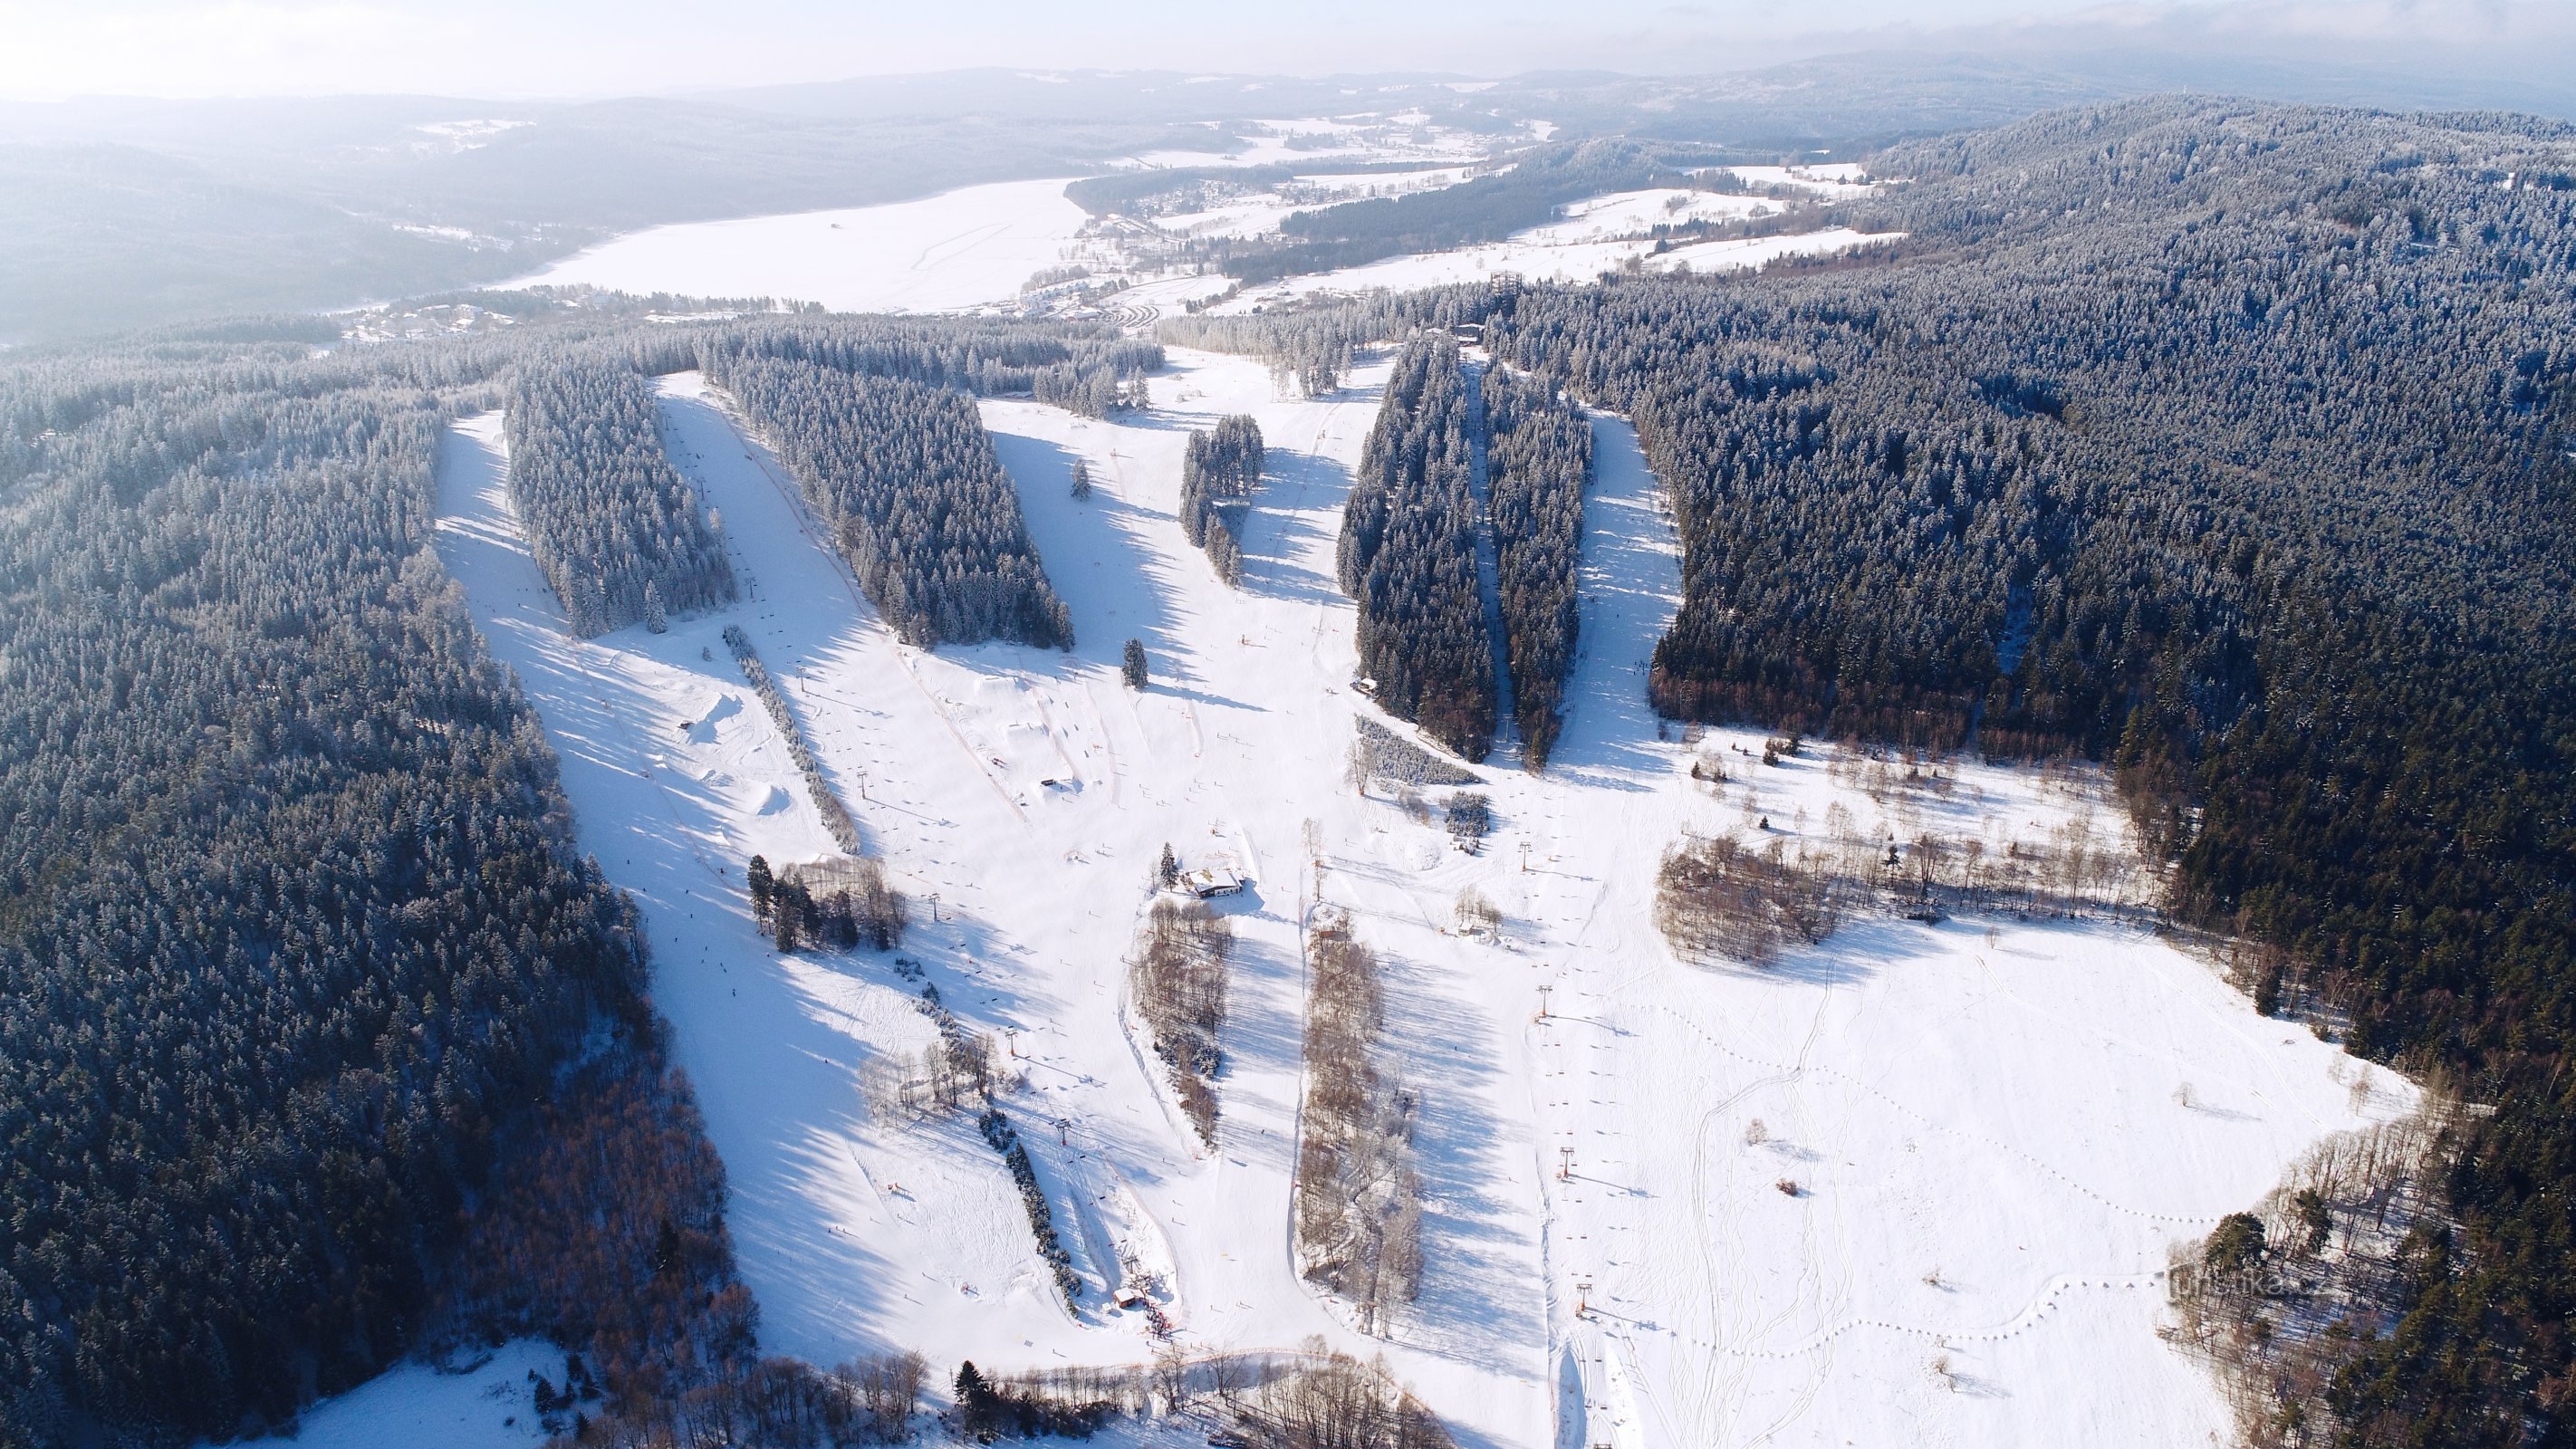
504, 358, 735, 636
1338, 335, 1496, 761
703, 316, 1161, 420
0, 336, 703, 1444
1478, 98, 2576, 1444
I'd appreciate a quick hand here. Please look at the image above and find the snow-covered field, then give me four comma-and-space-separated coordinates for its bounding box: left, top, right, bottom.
1131, 116, 1490, 171
1511, 188, 1775, 245
1209, 228, 1897, 312
408, 345, 2413, 1448
515, 178, 1089, 313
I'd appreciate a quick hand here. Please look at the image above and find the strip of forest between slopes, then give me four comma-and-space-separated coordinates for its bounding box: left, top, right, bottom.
711, 355, 1076, 650
1480, 365, 1592, 769
0, 301, 1170, 1449
1339, 333, 1496, 761
1179, 414, 1264, 587
1335, 337, 1591, 769
505, 357, 735, 636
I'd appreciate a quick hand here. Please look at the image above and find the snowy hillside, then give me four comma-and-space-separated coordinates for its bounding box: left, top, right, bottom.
424, 346, 2413, 1448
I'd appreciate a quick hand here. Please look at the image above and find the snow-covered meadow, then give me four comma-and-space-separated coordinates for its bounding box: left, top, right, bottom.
1205, 228, 1897, 313
413, 344, 2413, 1448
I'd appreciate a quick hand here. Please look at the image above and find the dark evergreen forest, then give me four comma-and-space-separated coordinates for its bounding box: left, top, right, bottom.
1338, 334, 1496, 760
703, 315, 1161, 419
0, 335, 690, 1445
504, 359, 735, 636
1474, 98, 2576, 1444
709, 355, 1075, 650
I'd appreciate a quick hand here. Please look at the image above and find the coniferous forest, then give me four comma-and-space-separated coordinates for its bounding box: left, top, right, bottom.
504, 358, 735, 636
1338, 334, 1495, 761
1480, 366, 1592, 769
710, 354, 1075, 650
0, 335, 673, 1444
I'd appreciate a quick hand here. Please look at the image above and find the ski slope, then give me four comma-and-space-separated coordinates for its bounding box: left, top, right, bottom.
422, 346, 2414, 1447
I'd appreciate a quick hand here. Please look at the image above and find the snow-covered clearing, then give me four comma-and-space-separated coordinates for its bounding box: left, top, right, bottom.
424, 346, 2409, 1447
1210, 228, 1897, 312
1512, 188, 1776, 245
1148, 167, 1496, 241
226, 1340, 557, 1449
1131, 116, 1489, 171
1711, 165, 1880, 201
513, 178, 1088, 314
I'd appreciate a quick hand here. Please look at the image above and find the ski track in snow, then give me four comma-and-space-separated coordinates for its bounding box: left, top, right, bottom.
418, 347, 2417, 1449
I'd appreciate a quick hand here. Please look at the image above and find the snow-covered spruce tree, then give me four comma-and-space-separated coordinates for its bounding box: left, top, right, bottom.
1123, 638, 1149, 690
503, 358, 735, 637
1338, 333, 1495, 760
747, 854, 774, 929
1070, 457, 1093, 500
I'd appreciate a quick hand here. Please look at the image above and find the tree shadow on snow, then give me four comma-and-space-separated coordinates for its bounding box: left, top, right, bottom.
1378, 958, 1544, 1382
1235, 446, 1356, 609
985, 430, 1189, 681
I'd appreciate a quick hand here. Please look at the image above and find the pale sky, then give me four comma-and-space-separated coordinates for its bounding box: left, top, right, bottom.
0, 0, 2567, 102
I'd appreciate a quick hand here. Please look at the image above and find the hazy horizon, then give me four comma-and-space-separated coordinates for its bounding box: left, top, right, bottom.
5, 0, 2573, 105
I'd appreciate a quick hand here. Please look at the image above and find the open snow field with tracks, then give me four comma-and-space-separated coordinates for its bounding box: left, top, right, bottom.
415, 344, 2416, 1447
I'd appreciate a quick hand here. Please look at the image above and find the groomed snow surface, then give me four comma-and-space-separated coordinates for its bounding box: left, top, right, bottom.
411, 347, 2413, 1448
